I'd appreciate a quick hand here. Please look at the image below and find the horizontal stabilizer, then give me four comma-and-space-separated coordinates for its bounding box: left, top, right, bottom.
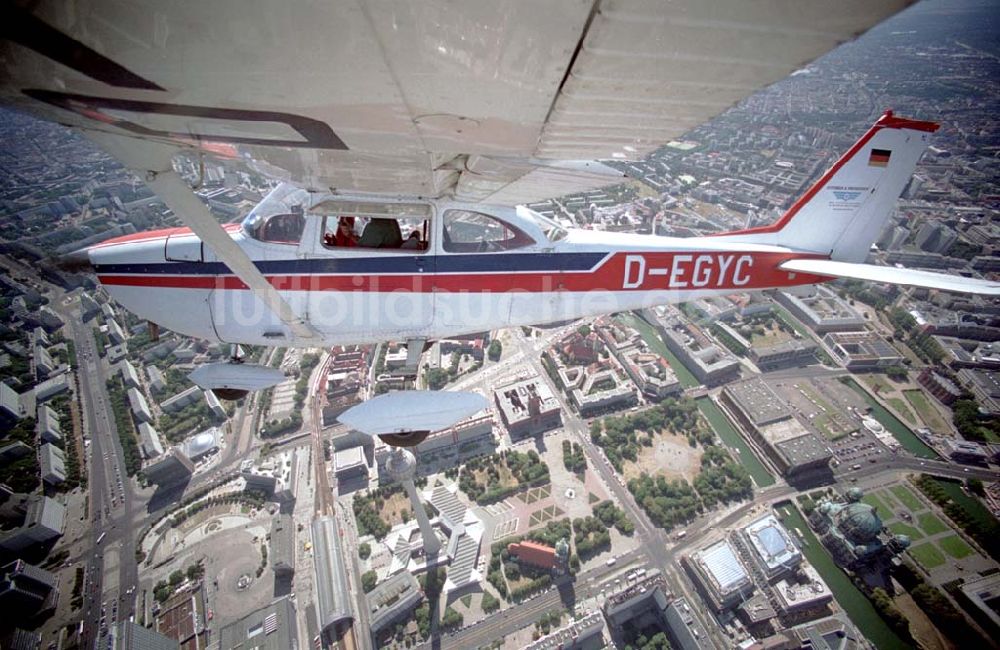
780, 259, 1000, 296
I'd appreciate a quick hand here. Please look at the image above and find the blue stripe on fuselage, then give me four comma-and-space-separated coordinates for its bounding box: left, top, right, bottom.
93, 252, 609, 276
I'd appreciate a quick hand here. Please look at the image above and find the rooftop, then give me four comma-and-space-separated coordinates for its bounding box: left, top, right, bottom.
508, 540, 557, 570
724, 379, 792, 427
334, 446, 367, 472
692, 539, 750, 595
367, 572, 423, 634
217, 595, 297, 650
311, 517, 353, 637
494, 376, 560, 424
774, 432, 832, 468
181, 427, 221, 460
744, 514, 801, 572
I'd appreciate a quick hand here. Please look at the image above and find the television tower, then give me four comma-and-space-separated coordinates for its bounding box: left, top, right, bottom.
383, 448, 440, 556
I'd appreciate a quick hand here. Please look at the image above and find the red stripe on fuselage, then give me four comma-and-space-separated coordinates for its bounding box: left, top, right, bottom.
97, 251, 830, 293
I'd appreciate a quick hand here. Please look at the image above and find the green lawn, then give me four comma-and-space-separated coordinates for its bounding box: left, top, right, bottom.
886, 397, 917, 425
888, 521, 924, 540
863, 374, 895, 395
889, 484, 924, 513
917, 512, 948, 536
938, 535, 974, 560
773, 306, 813, 339
861, 492, 891, 515
908, 542, 946, 569
903, 389, 949, 432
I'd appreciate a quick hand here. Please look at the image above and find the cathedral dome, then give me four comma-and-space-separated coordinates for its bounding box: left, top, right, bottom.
836, 502, 883, 544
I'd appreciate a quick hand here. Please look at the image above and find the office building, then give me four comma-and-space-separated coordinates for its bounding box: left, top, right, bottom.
720, 380, 832, 479
684, 538, 753, 611
494, 377, 562, 439
39, 443, 65, 485
823, 331, 902, 371
0, 560, 58, 617
142, 450, 195, 486
367, 572, 424, 646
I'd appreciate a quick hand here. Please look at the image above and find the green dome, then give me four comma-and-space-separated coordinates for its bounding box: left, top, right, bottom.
894, 534, 911, 549
836, 502, 883, 544
846, 487, 864, 503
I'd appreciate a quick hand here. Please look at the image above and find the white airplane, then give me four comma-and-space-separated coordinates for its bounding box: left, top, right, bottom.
1, 2, 997, 418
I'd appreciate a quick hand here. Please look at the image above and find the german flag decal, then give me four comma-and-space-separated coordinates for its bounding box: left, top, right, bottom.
868, 148, 891, 167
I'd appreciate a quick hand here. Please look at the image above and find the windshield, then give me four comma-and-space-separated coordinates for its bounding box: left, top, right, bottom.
519, 206, 568, 242
241, 183, 310, 243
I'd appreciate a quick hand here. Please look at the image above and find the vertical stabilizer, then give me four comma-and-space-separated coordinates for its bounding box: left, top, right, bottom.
710, 111, 938, 262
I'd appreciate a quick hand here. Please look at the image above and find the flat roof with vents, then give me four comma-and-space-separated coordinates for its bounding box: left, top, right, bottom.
218, 595, 297, 650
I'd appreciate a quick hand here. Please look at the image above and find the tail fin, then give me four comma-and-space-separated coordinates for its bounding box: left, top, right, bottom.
710, 111, 938, 262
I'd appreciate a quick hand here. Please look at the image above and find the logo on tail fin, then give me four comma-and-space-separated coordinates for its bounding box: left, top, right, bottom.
831, 190, 862, 202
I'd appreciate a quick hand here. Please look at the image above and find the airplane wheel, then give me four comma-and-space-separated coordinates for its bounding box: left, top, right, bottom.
211, 388, 249, 401
378, 431, 431, 447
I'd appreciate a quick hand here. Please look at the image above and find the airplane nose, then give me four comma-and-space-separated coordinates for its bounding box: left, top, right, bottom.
56, 248, 93, 273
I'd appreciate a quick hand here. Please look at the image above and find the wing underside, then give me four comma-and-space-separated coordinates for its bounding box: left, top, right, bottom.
0, 0, 912, 203
781, 259, 1000, 296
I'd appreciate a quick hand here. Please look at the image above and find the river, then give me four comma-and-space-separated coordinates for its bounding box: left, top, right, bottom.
696, 397, 775, 487
617, 312, 699, 388
842, 378, 939, 459
775, 504, 911, 650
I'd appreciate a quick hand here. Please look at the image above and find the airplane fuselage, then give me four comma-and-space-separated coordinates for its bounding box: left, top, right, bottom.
86, 195, 830, 347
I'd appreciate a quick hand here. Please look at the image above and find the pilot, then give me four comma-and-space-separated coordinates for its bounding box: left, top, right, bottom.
326, 216, 357, 247
266, 213, 304, 243
400, 230, 422, 250
358, 218, 403, 248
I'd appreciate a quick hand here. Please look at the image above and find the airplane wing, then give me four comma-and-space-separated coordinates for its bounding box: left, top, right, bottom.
780, 259, 1000, 296
0, 0, 913, 205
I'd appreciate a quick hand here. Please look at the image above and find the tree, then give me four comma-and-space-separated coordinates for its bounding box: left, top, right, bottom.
358, 542, 371, 559
488, 339, 502, 361
884, 366, 908, 381
440, 606, 464, 630
414, 602, 431, 638
169, 570, 184, 586
186, 562, 204, 581
870, 587, 912, 640
361, 570, 378, 593
154, 583, 172, 603
424, 367, 449, 390
482, 591, 501, 614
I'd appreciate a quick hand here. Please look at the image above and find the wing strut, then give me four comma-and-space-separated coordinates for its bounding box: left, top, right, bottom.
145, 171, 319, 340
84, 131, 319, 342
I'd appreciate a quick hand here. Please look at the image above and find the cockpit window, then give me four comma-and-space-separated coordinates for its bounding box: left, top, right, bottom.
242, 211, 305, 245
320, 208, 429, 252
442, 210, 534, 253
521, 206, 569, 242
